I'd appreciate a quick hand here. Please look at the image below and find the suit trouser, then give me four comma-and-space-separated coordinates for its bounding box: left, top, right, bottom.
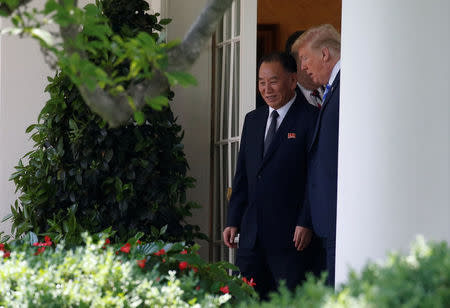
235, 237, 311, 299
319, 236, 336, 288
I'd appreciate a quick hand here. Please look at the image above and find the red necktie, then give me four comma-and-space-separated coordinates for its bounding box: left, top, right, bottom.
310, 90, 322, 109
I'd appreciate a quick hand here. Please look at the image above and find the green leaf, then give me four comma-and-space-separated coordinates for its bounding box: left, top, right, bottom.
25, 231, 38, 245
216, 261, 239, 271
160, 225, 167, 235
1, 213, 13, 223
159, 18, 172, 25
137, 242, 161, 255
145, 95, 169, 111
134, 110, 145, 125
174, 253, 206, 266
44, 0, 58, 14
25, 124, 37, 133
165, 71, 197, 87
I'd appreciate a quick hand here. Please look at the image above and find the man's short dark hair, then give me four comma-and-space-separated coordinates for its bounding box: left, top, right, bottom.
285, 30, 304, 55
258, 52, 297, 74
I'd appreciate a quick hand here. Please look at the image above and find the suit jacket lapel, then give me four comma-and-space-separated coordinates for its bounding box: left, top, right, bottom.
309, 72, 340, 152
259, 97, 300, 169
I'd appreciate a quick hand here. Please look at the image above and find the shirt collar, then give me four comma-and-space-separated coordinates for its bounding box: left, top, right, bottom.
328, 59, 341, 86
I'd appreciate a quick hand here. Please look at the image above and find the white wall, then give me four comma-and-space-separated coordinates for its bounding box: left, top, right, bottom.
337, 0, 450, 285
164, 0, 212, 258
0, 10, 53, 235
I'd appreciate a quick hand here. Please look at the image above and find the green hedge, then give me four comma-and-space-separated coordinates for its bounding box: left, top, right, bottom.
233, 236, 450, 308
0, 236, 447, 307
0, 233, 256, 307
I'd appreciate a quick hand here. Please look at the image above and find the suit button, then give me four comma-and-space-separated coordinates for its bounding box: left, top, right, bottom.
257, 175, 262, 179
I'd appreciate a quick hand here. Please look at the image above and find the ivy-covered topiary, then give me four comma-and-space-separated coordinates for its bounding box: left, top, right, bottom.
7, 0, 205, 244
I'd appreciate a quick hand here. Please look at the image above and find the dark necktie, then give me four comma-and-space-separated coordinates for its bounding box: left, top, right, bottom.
310, 89, 322, 108
264, 110, 279, 157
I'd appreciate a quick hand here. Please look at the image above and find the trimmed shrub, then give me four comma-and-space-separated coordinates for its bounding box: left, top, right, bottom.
232, 237, 450, 308
0, 233, 256, 307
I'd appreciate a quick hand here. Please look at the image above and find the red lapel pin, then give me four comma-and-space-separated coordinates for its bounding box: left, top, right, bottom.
288, 133, 296, 139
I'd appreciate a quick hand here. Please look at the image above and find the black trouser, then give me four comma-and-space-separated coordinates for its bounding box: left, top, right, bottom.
236, 237, 313, 299
319, 236, 336, 288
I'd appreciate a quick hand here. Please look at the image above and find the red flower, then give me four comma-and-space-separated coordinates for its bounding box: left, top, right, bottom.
153, 249, 166, 256
137, 259, 146, 269
119, 243, 131, 253
34, 247, 46, 256
178, 261, 188, 271
0, 244, 4, 251
102, 238, 111, 249
188, 264, 198, 272
162, 258, 166, 263
32, 237, 52, 247
180, 249, 188, 255
242, 277, 256, 287
137, 240, 142, 245
3, 251, 10, 258
220, 285, 229, 294
196, 286, 200, 291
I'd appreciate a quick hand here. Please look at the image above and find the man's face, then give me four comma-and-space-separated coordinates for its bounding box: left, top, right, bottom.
298, 44, 329, 85
295, 57, 321, 90
258, 61, 297, 110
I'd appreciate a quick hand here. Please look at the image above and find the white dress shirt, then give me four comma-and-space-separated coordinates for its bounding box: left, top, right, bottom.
298, 83, 323, 107
264, 93, 296, 139
327, 60, 341, 87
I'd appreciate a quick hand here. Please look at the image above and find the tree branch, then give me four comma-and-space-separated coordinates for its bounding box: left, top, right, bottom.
167, 0, 233, 71
73, 0, 233, 127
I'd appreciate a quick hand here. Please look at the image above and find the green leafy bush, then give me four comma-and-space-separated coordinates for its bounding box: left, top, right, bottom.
7, 0, 205, 245
0, 233, 256, 307
232, 237, 450, 308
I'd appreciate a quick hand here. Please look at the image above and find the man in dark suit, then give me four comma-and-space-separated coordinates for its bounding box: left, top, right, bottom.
295, 24, 341, 287
223, 52, 318, 298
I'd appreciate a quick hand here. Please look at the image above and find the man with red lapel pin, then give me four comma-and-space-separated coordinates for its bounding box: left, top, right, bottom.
294, 24, 341, 287
223, 52, 318, 298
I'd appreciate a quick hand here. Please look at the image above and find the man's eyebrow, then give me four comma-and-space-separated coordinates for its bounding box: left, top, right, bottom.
258, 76, 278, 80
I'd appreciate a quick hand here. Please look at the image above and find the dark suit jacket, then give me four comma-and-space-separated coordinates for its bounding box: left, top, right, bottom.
227, 94, 318, 249
304, 72, 340, 239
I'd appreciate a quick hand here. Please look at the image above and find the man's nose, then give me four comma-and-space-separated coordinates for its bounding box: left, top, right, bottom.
301, 63, 307, 71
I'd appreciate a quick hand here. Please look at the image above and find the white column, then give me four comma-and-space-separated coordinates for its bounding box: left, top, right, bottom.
337, 0, 450, 284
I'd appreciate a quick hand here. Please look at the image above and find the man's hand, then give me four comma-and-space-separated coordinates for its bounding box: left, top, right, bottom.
293, 226, 312, 251
223, 226, 238, 248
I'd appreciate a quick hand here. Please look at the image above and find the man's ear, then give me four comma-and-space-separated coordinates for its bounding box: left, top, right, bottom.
290, 72, 298, 89
322, 47, 330, 62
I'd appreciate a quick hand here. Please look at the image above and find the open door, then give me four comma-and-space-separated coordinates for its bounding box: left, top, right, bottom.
211, 0, 257, 263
